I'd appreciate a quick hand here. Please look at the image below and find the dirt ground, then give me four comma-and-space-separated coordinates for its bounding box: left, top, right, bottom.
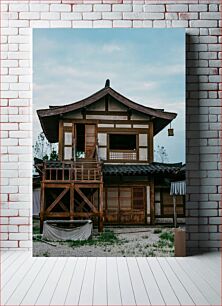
33, 220, 175, 257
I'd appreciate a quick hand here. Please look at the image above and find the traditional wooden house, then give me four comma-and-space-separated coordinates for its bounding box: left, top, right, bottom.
36, 80, 185, 232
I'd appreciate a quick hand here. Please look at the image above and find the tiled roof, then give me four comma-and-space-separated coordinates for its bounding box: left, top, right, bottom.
103, 162, 183, 176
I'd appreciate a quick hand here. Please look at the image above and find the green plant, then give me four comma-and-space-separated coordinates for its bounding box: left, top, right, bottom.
159, 231, 174, 243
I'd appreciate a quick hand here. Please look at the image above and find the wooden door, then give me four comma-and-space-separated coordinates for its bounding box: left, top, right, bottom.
85, 124, 96, 159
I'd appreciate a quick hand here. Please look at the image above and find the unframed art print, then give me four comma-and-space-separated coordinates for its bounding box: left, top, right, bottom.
33, 29, 185, 257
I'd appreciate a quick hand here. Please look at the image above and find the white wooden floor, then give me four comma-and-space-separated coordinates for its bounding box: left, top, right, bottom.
1, 251, 221, 306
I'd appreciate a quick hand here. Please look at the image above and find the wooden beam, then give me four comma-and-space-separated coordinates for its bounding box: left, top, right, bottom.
40, 182, 45, 233
75, 186, 98, 213
46, 187, 69, 213
150, 178, 155, 225
98, 183, 104, 232
50, 190, 68, 212
70, 183, 74, 220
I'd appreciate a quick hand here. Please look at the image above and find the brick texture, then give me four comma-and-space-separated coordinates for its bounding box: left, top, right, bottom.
0, 0, 221, 254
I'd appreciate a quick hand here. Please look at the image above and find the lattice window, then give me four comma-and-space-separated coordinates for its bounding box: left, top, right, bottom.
132, 187, 144, 210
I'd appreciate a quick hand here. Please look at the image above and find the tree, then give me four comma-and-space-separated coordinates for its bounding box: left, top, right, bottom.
154, 145, 169, 163
33, 132, 58, 161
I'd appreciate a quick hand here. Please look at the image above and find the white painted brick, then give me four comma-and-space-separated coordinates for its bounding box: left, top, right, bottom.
166, 5, 188, 12
165, 13, 178, 20
113, 20, 132, 27
50, 4, 71, 12
1, 209, 18, 216
29, 4, 49, 12
133, 20, 143, 27
1, 241, 18, 248
133, 5, 143, 12
30, 20, 50, 28
9, 233, 29, 240
19, 226, 30, 233
9, 20, 29, 28
93, 20, 112, 28
9, 99, 29, 107
172, 20, 188, 27
209, 60, 221, 67
94, 4, 111, 12
19, 12, 40, 20
1, 60, 18, 68
9, 115, 30, 123
50, 20, 72, 28
143, 5, 165, 12
102, 12, 122, 19
190, 20, 218, 28
9, 3, 28, 11
0, 218, 9, 225
19, 241, 31, 248
189, 4, 207, 12
72, 20, 93, 28
1, 4, 8, 11
9, 44, 19, 51
112, 4, 132, 12
179, 12, 198, 20
200, 12, 221, 20
1, 91, 18, 99
73, 4, 92, 12
153, 20, 171, 28
19, 210, 30, 217
1, 123, 18, 131
2, 138, 18, 146
83, 12, 101, 20
123, 12, 164, 19
61, 12, 82, 20
209, 4, 219, 11
1, 28, 18, 36
41, 12, 60, 20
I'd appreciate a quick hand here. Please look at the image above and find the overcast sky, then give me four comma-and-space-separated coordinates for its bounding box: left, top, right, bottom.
33, 28, 185, 163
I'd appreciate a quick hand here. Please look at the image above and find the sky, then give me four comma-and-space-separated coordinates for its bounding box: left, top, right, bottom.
33, 28, 185, 163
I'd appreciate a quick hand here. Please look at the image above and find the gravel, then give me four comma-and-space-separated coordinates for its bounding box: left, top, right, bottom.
33, 226, 174, 257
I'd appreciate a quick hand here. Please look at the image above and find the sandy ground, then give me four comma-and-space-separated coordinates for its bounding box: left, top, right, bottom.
33, 226, 174, 257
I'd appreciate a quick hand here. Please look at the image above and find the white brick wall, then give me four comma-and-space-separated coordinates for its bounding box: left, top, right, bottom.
0, 0, 221, 254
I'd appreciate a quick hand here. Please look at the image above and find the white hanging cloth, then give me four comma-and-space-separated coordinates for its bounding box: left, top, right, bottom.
170, 181, 186, 196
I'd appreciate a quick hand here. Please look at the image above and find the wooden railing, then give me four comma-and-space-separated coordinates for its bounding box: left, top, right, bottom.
42, 161, 103, 182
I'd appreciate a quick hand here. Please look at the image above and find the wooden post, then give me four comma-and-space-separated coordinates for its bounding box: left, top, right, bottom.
70, 183, 74, 220
173, 196, 177, 228
150, 179, 155, 225
98, 183, 104, 232
40, 182, 45, 233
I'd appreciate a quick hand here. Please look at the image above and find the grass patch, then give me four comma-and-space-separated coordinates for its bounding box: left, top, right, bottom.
68, 229, 119, 248
159, 231, 174, 243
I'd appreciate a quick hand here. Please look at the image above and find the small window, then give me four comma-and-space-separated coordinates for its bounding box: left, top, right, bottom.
109, 134, 137, 150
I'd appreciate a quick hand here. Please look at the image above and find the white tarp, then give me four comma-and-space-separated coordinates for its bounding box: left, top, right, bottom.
42, 220, 93, 241
170, 181, 186, 196
33, 188, 40, 216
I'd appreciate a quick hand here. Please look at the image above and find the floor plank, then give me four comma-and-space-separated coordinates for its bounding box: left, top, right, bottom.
35, 258, 68, 305
147, 257, 179, 305
1, 252, 30, 289
51, 257, 78, 305
188, 256, 220, 294
157, 257, 195, 305
176, 257, 221, 305
21, 258, 57, 305
2, 257, 37, 305
127, 257, 150, 305
1, 252, 220, 306
167, 257, 210, 305
93, 257, 107, 306
78, 257, 96, 306
136, 257, 165, 305
64, 257, 87, 306
5, 258, 46, 305
107, 257, 122, 306
116, 257, 136, 305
